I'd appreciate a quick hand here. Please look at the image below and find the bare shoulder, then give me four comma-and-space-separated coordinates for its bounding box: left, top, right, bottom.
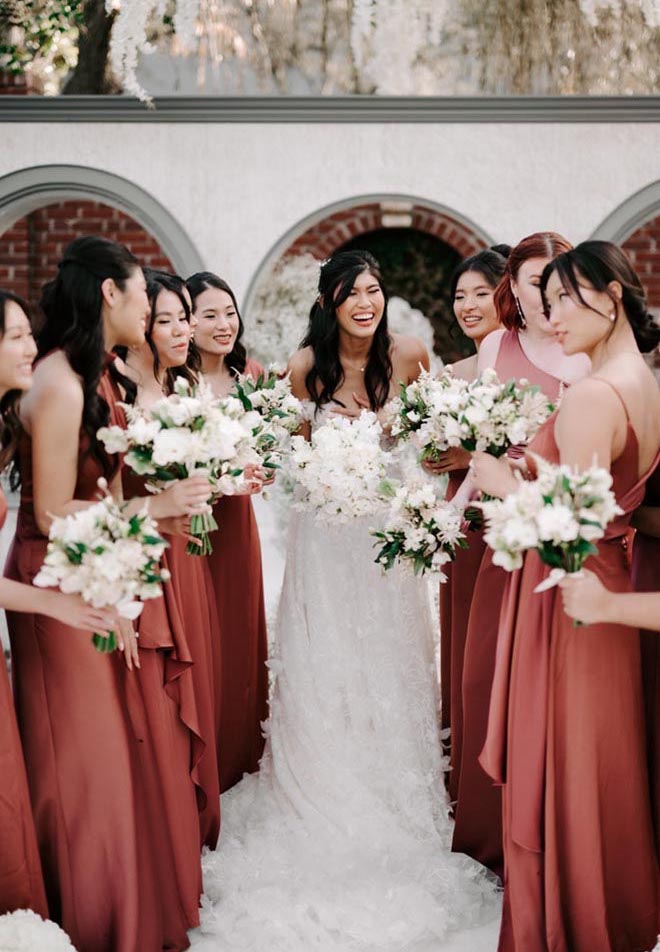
448, 354, 478, 382
556, 377, 623, 434
477, 328, 505, 371
29, 352, 83, 407
390, 333, 430, 378
286, 347, 315, 399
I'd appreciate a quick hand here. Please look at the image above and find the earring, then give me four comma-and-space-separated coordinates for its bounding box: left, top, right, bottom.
609, 310, 616, 323
514, 295, 527, 328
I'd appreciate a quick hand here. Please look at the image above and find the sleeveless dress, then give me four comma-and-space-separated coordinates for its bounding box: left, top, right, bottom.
5, 361, 163, 952
205, 357, 268, 793
480, 384, 660, 952
0, 486, 48, 919
189, 402, 499, 952
452, 330, 562, 880
632, 465, 660, 861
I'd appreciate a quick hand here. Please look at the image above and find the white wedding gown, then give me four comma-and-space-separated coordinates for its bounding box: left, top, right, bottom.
191, 409, 498, 952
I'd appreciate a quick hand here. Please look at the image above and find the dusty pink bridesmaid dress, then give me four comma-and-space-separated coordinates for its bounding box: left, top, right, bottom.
0, 486, 48, 919
452, 330, 562, 880
5, 360, 163, 952
481, 386, 659, 952
206, 357, 268, 793
632, 466, 660, 860
439, 468, 487, 805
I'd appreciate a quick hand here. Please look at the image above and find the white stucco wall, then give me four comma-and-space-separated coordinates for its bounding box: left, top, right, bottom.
1, 120, 659, 304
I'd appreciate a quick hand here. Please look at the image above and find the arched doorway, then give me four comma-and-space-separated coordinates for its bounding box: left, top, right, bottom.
244, 196, 493, 366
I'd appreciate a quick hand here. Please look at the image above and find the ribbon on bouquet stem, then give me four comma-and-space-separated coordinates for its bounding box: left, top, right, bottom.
533, 567, 584, 594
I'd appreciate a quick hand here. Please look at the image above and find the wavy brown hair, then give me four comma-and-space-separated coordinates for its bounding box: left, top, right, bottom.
494, 232, 572, 331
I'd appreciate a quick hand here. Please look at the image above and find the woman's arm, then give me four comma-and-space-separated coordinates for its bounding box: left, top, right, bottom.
0, 579, 114, 631
560, 570, 660, 630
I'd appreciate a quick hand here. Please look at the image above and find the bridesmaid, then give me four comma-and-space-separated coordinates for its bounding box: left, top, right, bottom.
122, 269, 222, 850
0, 292, 115, 919
451, 233, 589, 879
475, 240, 660, 952
5, 237, 210, 952
423, 246, 508, 805
187, 271, 269, 793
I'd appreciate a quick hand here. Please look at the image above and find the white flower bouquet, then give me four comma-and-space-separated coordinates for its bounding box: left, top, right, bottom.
231, 368, 303, 470
372, 479, 466, 577
480, 457, 623, 595
33, 483, 170, 653
290, 411, 390, 523
0, 910, 77, 952
98, 378, 261, 555
390, 367, 554, 462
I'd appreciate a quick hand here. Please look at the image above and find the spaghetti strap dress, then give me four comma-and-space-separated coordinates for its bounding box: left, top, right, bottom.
480, 382, 660, 952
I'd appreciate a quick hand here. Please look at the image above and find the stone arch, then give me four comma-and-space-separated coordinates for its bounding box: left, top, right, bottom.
243, 194, 493, 315
0, 164, 204, 276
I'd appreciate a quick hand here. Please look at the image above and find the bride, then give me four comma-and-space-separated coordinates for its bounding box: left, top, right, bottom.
192, 251, 497, 951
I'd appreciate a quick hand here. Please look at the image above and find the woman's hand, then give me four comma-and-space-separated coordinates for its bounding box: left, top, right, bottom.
421, 447, 472, 476
149, 476, 213, 519
116, 616, 140, 671
45, 592, 116, 632
559, 570, 612, 625
471, 451, 519, 499
157, 515, 203, 548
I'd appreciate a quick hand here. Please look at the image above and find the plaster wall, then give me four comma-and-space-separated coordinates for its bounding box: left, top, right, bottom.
1, 120, 659, 302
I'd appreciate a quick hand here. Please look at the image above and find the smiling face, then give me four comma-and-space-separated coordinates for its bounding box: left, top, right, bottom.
150, 289, 191, 369
192, 286, 240, 357
0, 299, 37, 395
544, 268, 618, 357
453, 270, 500, 343
334, 269, 385, 340
511, 256, 554, 336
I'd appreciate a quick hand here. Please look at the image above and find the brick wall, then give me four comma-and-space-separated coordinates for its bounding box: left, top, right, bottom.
0, 200, 174, 310
623, 213, 660, 311
286, 202, 485, 260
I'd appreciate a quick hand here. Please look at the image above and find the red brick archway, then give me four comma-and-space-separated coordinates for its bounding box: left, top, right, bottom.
0, 200, 174, 310
285, 201, 487, 260
622, 213, 660, 310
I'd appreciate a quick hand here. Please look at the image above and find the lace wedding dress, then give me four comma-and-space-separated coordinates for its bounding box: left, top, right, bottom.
191, 407, 497, 952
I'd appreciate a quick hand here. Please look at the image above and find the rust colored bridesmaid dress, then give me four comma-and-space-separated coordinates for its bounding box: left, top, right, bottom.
0, 486, 48, 920
5, 361, 165, 952
632, 466, 660, 860
452, 330, 563, 880
439, 468, 487, 806
207, 357, 268, 793
481, 386, 660, 952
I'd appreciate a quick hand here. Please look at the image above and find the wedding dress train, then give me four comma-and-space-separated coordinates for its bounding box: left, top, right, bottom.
191, 413, 498, 951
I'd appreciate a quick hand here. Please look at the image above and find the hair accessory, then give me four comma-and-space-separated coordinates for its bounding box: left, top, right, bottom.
514, 295, 527, 329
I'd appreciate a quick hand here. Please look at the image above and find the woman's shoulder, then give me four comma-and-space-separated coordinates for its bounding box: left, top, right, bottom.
286, 347, 315, 399
245, 356, 265, 379
389, 333, 430, 375
476, 328, 506, 371
447, 354, 478, 382
32, 350, 82, 399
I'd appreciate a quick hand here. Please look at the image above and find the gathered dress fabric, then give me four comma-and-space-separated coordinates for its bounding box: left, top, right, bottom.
632, 465, 660, 862
439, 468, 487, 806
4, 361, 167, 952
480, 386, 660, 952
206, 358, 268, 793
452, 330, 562, 881
0, 486, 48, 920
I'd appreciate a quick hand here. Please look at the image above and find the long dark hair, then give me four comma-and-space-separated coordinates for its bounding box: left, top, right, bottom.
449, 246, 511, 300
144, 270, 200, 396
0, 290, 31, 485
186, 271, 247, 378
300, 250, 392, 410
541, 240, 660, 354
38, 235, 140, 479
494, 232, 572, 331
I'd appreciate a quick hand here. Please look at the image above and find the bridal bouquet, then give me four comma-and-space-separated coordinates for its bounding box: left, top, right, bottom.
33, 483, 169, 653
372, 480, 466, 577
389, 367, 554, 462
231, 368, 302, 469
0, 909, 77, 951
290, 412, 389, 523
480, 457, 622, 593
98, 378, 261, 555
